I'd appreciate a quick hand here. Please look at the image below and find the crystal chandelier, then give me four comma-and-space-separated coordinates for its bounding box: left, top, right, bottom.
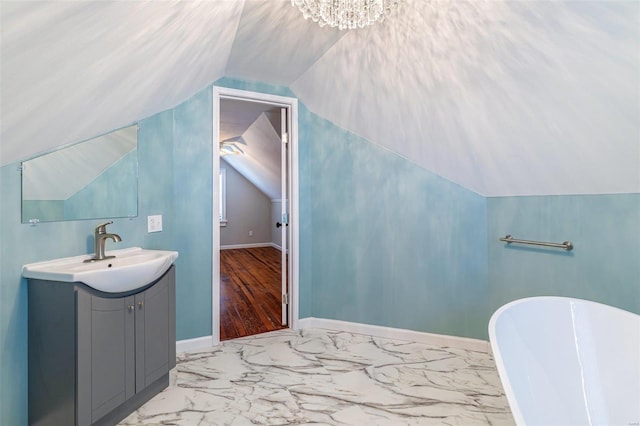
291, 0, 401, 30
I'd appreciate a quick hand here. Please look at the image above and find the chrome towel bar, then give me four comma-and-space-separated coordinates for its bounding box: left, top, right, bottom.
500, 235, 574, 251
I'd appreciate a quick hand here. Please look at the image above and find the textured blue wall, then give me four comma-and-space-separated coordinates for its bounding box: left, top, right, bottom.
300, 108, 489, 338
172, 89, 214, 340
488, 194, 640, 315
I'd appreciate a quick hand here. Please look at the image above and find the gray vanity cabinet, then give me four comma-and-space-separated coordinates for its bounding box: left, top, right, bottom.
28, 266, 176, 426
77, 293, 135, 423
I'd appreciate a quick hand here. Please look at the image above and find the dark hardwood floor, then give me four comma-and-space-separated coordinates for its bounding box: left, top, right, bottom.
220, 246, 287, 341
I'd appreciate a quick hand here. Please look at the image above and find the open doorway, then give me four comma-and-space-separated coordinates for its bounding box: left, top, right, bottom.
212, 87, 298, 345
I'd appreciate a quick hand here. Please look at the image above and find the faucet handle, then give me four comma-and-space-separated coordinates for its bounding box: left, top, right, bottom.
95, 221, 114, 234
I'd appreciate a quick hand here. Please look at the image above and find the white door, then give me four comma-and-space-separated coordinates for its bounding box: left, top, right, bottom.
212, 86, 299, 346
280, 107, 288, 325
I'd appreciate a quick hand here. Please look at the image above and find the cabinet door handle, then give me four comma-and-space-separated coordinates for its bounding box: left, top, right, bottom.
128, 305, 134, 311
138, 301, 144, 309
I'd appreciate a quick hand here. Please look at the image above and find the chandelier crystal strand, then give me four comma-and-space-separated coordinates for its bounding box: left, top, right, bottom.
291, 0, 401, 30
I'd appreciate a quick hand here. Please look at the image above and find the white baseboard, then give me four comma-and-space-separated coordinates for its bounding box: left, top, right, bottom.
269, 243, 289, 254
176, 319, 490, 355
220, 243, 273, 250
176, 335, 214, 354
296, 318, 490, 353
221, 242, 285, 251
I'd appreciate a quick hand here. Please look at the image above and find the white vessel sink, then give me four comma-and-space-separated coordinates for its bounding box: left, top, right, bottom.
22, 247, 179, 293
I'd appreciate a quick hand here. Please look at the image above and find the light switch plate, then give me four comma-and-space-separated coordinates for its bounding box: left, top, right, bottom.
148, 215, 163, 233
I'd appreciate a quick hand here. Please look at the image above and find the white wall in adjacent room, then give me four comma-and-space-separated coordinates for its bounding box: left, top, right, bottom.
220, 160, 271, 247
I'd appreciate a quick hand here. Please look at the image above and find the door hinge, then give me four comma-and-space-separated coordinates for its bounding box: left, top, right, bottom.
282, 132, 288, 144
282, 293, 289, 305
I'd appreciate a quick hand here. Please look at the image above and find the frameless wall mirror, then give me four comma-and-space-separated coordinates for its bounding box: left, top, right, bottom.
21, 124, 139, 223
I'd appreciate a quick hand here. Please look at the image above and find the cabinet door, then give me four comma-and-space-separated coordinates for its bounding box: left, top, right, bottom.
90, 295, 135, 423
135, 276, 170, 392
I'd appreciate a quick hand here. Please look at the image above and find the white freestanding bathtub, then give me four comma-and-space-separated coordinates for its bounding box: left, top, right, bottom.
489, 297, 640, 426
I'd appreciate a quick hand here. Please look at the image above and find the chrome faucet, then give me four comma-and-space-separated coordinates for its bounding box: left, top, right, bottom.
85, 221, 122, 262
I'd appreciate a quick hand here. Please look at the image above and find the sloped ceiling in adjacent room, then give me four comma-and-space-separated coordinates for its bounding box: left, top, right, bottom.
222, 112, 282, 201
1, 0, 638, 197
220, 98, 282, 200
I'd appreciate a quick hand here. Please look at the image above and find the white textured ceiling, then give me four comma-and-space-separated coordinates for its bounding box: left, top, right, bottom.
1, 0, 243, 165
225, 1, 346, 84
2, 0, 638, 196
222, 112, 282, 200
220, 98, 282, 200
220, 98, 280, 143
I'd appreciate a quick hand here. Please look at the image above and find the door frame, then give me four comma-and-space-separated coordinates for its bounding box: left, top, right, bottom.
211, 86, 299, 345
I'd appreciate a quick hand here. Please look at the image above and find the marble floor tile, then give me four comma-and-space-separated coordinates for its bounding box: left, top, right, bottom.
119, 328, 514, 425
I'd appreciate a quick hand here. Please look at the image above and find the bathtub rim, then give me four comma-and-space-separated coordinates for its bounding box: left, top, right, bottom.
488, 295, 640, 426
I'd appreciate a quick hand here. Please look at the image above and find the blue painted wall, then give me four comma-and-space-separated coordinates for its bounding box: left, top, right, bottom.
299, 108, 490, 338
488, 194, 640, 315
171, 88, 214, 340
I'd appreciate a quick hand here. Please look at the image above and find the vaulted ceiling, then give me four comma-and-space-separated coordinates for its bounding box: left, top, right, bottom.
220, 99, 283, 200
1, 0, 638, 196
